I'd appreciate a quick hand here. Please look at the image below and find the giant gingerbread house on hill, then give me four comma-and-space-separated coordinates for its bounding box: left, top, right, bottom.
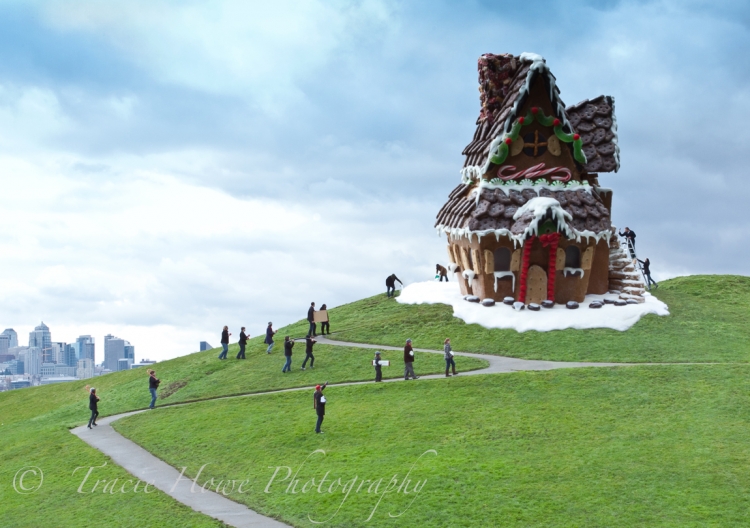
435, 52, 646, 306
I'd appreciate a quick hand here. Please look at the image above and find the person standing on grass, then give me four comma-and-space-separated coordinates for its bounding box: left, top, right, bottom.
307, 302, 317, 337
265, 322, 276, 354
148, 370, 160, 409
374, 351, 383, 382
404, 338, 418, 380
218, 326, 231, 360
444, 338, 457, 377
282, 336, 294, 373
637, 258, 659, 290
313, 382, 328, 433
386, 274, 403, 297
87, 388, 99, 429
237, 327, 248, 359
302, 335, 316, 370
319, 304, 330, 335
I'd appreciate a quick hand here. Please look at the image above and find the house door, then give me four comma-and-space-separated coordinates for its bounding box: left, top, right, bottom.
527, 265, 547, 304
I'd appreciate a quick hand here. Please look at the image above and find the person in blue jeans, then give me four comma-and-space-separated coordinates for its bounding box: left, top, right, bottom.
282, 336, 295, 373
265, 322, 276, 354
148, 370, 160, 409
307, 302, 317, 337
218, 326, 231, 359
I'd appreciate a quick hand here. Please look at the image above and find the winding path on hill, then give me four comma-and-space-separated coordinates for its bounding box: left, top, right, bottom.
70, 337, 639, 528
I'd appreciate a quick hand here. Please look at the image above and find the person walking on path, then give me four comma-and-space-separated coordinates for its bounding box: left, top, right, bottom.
148, 370, 160, 409
282, 336, 294, 373
313, 382, 328, 433
619, 227, 636, 258
637, 258, 658, 290
265, 322, 276, 354
237, 327, 248, 359
87, 387, 99, 429
444, 338, 457, 377
302, 335, 316, 370
307, 302, 317, 337
386, 274, 403, 297
218, 326, 231, 360
374, 351, 383, 382
319, 304, 330, 335
404, 338, 418, 380
436, 264, 449, 282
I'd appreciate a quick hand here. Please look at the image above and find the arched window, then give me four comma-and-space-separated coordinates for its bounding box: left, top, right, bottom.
494, 248, 511, 271
565, 246, 581, 268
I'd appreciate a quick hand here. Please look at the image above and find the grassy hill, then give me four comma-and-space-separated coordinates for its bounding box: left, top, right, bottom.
116, 365, 750, 527
2, 274, 748, 527
0, 342, 486, 527
280, 275, 750, 363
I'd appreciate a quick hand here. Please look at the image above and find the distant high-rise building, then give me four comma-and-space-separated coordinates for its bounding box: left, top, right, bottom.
19, 347, 41, 377
29, 323, 52, 363
75, 336, 95, 363
117, 358, 134, 371
104, 334, 133, 372
2, 329, 18, 348
63, 343, 77, 367
51, 342, 67, 364
76, 358, 95, 379
0, 335, 9, 355
200, 341, 213, 351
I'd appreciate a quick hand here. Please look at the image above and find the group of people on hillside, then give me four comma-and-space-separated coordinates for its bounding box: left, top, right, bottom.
619, 227, 658, 290
86, 368, 161, 428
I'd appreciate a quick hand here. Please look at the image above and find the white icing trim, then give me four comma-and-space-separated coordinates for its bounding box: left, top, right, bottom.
436, 225, 613, 247
493, 271, 515, 292
609, 96, 621, 172
462, 270, 476, 283
563, 267, 585, 278
448, 263, 458, 274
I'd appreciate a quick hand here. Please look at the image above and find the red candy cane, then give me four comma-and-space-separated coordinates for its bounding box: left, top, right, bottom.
498, 163, 571, 182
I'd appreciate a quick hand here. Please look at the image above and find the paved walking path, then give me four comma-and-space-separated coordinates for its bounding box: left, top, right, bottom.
70, 336, 640, 527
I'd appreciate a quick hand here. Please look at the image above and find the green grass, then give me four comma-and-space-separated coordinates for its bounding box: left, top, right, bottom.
115, 365, 750, 527
278, 275, 750, 363
0, 340, 485, 527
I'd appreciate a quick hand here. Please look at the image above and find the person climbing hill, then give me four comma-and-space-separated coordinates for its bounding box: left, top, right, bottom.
386, 274, 403, 297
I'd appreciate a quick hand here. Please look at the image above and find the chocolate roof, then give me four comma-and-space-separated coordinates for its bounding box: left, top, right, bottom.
435, 184, 612, 237
565, 95, 620, 173
462, 53, 620, 175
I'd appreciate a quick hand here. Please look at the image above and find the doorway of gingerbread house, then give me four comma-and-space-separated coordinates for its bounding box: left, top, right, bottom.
527, 265, 547, 304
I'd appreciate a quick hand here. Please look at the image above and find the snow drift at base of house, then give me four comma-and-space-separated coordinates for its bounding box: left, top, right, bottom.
397, 281, 669, 332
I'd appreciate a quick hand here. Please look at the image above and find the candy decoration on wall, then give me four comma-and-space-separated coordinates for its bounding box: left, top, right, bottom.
517, 239, 534, 303
488, 107, 587, 166
539, 232, 561, 300
498, 163, 571, 182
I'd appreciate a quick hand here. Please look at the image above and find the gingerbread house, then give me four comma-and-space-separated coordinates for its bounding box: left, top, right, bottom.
435, 52, 644, 306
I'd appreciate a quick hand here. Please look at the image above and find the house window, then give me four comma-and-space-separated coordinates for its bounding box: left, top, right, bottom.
494, 248, 511, 271
565, 246, 581, 268
523, 130, 548, 157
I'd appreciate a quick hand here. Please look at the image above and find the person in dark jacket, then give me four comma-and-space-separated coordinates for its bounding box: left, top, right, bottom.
236, 327, 248, 359
319, 304, 330, 335
282, 336, 294, 373
404, 338, 418, 380
374, 351, 383, 382
307, 302, 317, 337
313, 382, 328, 433
436, 264, 449, 282
444, 338, 457, 377
148, 370, 160, 409
218, 326, 231, 360
87, 387, 99, 429
265, 322, 276, 354
619, 227, 636, 258
637, 258, 658, 290
386, 274, 403, 297
302, 336, 316, 370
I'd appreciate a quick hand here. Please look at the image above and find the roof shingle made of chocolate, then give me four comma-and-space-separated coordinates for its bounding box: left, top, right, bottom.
565, 95, 620, 173
435, 185, 612, 236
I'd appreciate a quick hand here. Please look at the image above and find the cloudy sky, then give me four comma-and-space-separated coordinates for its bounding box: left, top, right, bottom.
0, 0, 747, 361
